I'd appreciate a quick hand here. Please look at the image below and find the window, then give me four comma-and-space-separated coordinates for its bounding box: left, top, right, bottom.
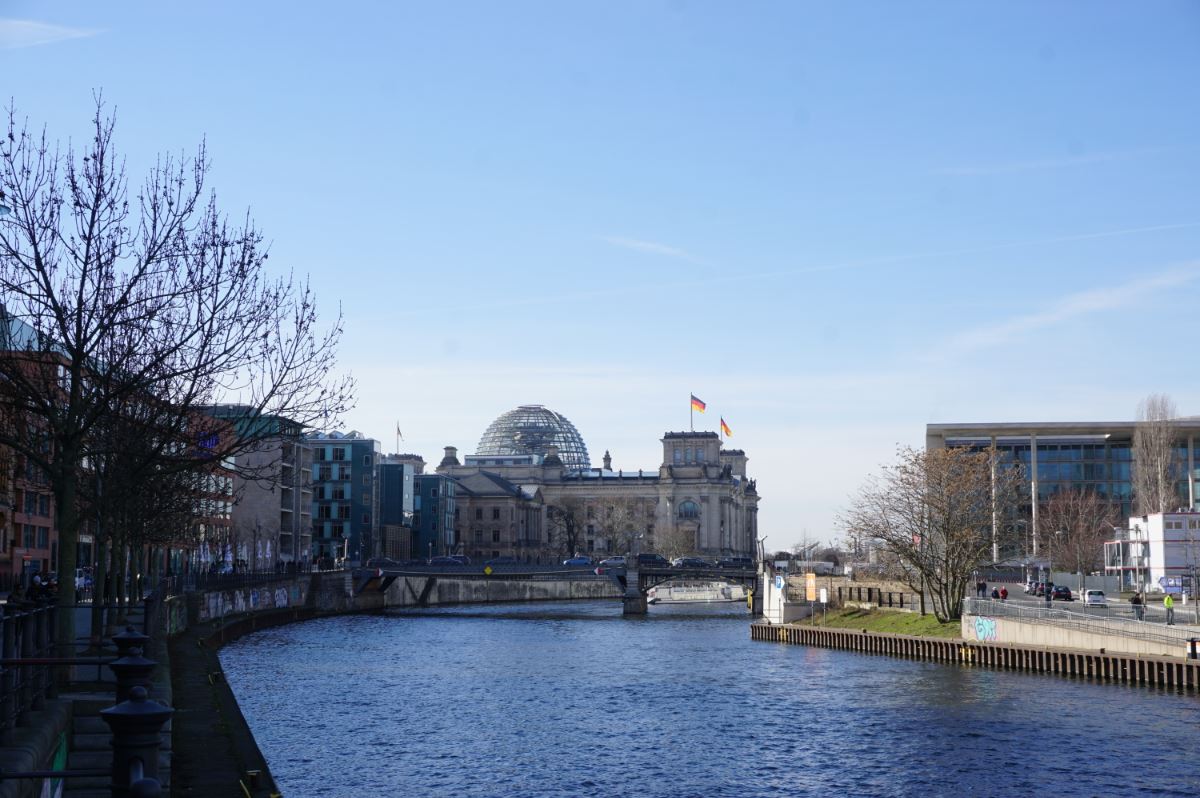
23, 492, 35, 514
474, 529, 483, 542
362, 475, 370, 486
318, 465, 331, 481
317, 506, 332, 520
492, 508, 500, 520
337, 506, 351, 520
678, 501, 700, 519
685, 448, 693, 463
454, 508, 460, 520
586, 539, 594, 552
492, 530, 500, 542
475, 508, 483, 520
332, 485, 345, 500
316, 449, 327, 461
695, 448, 704, 463
586, 506, 595, 519
362, 514, 370, 524
673, 448, 682, 465
37, 527, 49, 548
363, 493, 370, 504
23, 524, 34, 548
333, 448, 346, 461
363, 455, 371, 466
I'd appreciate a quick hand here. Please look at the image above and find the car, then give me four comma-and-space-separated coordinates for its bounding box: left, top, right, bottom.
428, 555, 471, 566
562, 556, 593, 567
1051, 585, 1073, 601
598, 556, 626, 568
716, 557, 754, 569
1023, 581, 1037, 594
672, 556, 715, 569
635, 553, 670, 567
1034, 582, 1048, 596
1081, 589, 1108, 607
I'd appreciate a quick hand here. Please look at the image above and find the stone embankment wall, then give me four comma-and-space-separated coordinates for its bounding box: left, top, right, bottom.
961, 612, 1188, 659
782, 574, 921, 612
384, 575, 622, 608
752, 622, 1200, 691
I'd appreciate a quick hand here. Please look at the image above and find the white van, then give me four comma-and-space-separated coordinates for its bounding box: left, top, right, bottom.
1081, 589, 1107, 608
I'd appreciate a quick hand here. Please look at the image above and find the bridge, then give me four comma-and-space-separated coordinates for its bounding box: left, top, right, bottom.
351, 563, 761, 615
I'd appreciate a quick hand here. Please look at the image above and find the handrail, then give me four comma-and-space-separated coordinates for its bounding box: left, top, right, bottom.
962, 598, 1194, 647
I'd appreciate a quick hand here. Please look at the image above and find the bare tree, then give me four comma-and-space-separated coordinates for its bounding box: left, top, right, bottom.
654, 522, 695, 562
0, 100, 353, 654
598, 498, 652, 555
839, 446, 1025, 621
1133, 393, 1179, 515
1039, 488, 1118, 589
545, 497, 586, 559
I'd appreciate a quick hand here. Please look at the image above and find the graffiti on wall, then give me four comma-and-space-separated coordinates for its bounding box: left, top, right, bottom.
197, 579, 308, 623
974, 616, 997, 642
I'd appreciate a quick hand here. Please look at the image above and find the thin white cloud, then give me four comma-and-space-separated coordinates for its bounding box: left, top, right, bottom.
941, 265, 1200, 356
0, 19, 99, 49
601, 235, 700, 262
933, 147, 1165, 177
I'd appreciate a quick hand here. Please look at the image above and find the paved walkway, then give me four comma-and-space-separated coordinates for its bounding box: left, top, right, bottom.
168, 618, 278, 797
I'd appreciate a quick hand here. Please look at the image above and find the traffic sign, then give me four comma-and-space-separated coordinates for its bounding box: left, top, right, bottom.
483, 565, 493, 575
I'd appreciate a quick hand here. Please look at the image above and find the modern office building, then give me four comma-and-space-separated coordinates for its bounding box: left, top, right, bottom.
377, 458, 416, 560
308, 431, 380, 566
412, 473, 457, 560
436, 405, 759, 561
927, 419, 1200, 558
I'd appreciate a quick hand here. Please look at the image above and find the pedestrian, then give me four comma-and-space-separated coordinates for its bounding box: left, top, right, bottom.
1131, 591, 1144, 621
1164, 593, 1176, 626
991, 587, 1000, 599
999, 586, 1008, 601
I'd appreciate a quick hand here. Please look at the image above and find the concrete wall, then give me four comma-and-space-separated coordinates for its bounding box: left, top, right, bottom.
961, 613, 1187, 658
188, 577, 312, 625
384, 576, 622, 608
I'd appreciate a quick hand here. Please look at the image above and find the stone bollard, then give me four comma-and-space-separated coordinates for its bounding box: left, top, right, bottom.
109, 647, 157, 705
100, 685, 173, 798
113, 626, 151, 659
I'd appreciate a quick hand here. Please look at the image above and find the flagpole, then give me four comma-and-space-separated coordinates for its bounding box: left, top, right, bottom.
690, 398, 693, 432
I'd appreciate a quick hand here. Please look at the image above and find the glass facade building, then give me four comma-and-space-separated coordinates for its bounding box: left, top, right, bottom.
928, 422, 1200, 556
476, 405, 590, 470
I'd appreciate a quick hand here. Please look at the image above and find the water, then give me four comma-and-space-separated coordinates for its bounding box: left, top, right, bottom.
220, 602, 1200, 797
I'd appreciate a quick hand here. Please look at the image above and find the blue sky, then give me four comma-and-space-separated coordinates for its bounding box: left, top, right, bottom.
5, 2, 1200, 548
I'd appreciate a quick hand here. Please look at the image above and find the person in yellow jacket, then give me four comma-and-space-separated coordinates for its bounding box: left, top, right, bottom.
1164, 593, 1175, 626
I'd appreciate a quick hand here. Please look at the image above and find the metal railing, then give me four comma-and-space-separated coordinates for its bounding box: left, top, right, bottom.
963, 597, 1196, 647
162, 563, 317, 596
0, 600, 58, 735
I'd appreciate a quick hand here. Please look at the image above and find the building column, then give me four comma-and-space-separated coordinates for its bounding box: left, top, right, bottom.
1189, 435, 1195, 510
991, 435, 999, 564
1030, 433, 1039, 556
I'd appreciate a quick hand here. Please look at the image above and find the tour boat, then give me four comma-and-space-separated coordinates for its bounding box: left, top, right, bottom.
646, 581, 746, 604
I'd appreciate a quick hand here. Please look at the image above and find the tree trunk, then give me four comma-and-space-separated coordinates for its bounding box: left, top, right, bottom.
89, 535, 108, 650
53, 469, 79, 663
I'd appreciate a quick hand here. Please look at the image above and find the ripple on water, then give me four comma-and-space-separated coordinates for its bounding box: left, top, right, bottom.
220, 602, 1200, 798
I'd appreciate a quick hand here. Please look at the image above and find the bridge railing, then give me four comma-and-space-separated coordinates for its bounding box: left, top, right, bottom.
962, 597, 1195, 647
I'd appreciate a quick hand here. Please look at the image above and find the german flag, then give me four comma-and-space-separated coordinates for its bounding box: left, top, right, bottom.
690, 394, 706, 413
720, 417, 732, 437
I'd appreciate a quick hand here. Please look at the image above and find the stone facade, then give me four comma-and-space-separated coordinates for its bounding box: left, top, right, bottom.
437, 426, 758, 562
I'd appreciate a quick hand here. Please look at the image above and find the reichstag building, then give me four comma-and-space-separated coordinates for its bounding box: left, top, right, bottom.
436, 405, 759, 561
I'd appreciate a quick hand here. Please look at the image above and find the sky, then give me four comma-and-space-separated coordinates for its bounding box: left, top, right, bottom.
4, 2, 1200, 549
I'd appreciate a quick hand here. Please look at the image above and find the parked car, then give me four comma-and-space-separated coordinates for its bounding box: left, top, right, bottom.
716, 557, 754, 569
1081, 589, 1108, 607
672, 556, 715, 568
1033, 582, 1048, 596
1051, 585, 1073, 601
598, 556, 626, 568
635, 553, 670, 567
562, 556, 593, 567
429, 555, 471, 566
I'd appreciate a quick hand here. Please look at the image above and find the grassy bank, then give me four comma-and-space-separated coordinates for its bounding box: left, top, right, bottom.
800, 607, 961, 639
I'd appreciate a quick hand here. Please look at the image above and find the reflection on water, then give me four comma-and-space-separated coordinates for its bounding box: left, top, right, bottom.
221, 601, 1200, 797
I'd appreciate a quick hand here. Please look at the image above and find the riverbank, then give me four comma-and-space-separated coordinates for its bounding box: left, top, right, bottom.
801, 607, 960, 638
751, 620, 1200, 690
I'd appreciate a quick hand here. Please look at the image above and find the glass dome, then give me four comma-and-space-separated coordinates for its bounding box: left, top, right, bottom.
476, 405, 590, 470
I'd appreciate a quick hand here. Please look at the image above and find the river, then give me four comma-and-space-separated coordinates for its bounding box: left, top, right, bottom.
220, 601, 1200, 797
